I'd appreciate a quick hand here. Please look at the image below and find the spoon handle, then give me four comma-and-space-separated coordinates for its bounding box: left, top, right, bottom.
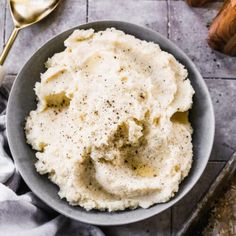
0, 27, 20, 65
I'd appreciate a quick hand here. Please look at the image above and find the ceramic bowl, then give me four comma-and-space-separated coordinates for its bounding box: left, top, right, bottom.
6, 21, 215, 225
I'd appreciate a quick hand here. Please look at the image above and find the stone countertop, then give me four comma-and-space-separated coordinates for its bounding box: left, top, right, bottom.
1, 0, 236, 235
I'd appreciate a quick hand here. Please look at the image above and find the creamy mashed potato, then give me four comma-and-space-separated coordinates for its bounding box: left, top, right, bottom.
25, 28, 195, 211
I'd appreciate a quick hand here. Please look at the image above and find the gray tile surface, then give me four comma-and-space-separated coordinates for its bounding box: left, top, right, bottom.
1, 1, 236, 235
1, 75, 15, 91
172, 162, 225, 233
102, 209, 171, 236
89, 0, 168, 36
169, 2, 236, 78
205, 79, 236, 161
0, 0, 5, 52
4, 0, 86, 74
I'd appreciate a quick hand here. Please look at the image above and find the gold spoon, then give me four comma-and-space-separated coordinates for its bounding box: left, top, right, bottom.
0, 0, 61, 65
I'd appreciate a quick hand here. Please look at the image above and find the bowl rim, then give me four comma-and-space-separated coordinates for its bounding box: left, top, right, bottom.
6, 20, 215, 226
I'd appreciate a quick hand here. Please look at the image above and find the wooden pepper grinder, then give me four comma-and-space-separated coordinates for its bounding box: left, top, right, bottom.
208, 0, 236, 56
186, 0, 213, 7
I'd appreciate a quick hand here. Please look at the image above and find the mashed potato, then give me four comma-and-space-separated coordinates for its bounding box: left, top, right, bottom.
25, 28, 195, 211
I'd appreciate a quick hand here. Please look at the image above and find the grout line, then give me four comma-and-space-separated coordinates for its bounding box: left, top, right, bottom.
3, 0, 7, 47
204, 77, 236, 80
166, 0, 170, 39
6, 73, 17, 77
209, 160, 227, 163
86, 0, 89, 23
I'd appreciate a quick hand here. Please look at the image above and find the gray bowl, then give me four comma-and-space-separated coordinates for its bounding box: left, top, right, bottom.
6, 21, 215, 226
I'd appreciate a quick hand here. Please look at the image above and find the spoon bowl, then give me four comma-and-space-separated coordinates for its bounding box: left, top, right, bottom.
0, 0, 61, 66
6, 21, 215, 226
9, 0, 61, 28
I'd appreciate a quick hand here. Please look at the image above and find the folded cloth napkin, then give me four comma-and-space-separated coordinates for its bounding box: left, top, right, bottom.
0, 83, 104, 236
0, 66, 4, 85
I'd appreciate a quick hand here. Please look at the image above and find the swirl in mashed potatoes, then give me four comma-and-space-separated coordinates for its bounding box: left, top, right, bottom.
25, 28, 195, 211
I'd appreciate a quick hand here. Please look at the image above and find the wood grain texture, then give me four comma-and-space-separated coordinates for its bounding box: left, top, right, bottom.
208, 0, 236, 56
